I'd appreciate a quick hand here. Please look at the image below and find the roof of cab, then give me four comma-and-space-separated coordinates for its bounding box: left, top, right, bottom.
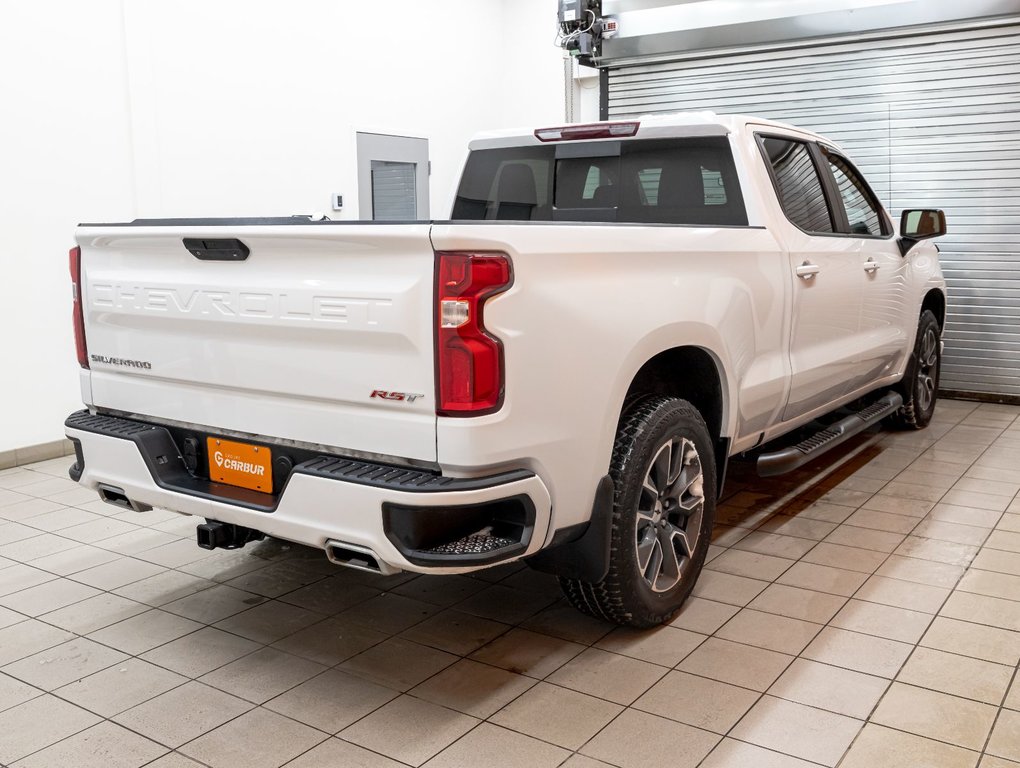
468, 111, 833, 151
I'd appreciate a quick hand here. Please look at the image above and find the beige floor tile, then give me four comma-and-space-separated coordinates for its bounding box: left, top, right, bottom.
801, 626, 912, 678
861, 494, 937, 517
140, 626, 262, 679
411, 659, 535, 718
392, 574, 487, 607
339, 637, 457, 692
715, 608, 821, 655
0, 694, 102, 764
830, 599, 932, 643
285, 738, 405, 768
768, 658, 887, 718
980, 755, 1020, 768
634, 669, 758, 733
0, 672, 41, 714
560, 756, 615, 768
450, 584, 556, 625
276, 576, 379, 615
855, 574, 951, 614
757, 515, 837, 541
0, 577, 99, 615
470, 627, 586, 678
1007, 675, 1020, 710
690, 569, 770, 606
921, 616, 1020, 666
816, 488, 874, 508
931, 503, 1005, 529
399, 609, 509, 656
678, 637, 792, 691
777, 560, 869, 597
213, 600, 323, 644
824, 525, 905, 553
342, 695, 478, 766
987, 709, 1020, 762
0, 619, 75, 667
747, 583, 847, 624
790, 501, 857, 524
39, 592, 148, 634
729, 695, 862, 766
872, 682, 997, 750
198, 646, 326, 704
958, 568, 1020, 601
519, 605, 615, 645
422, 722, 569, 768
846, 509, 918, 536
998, 514, 1020, 532
800, 542, 887, 573
705, 548, 794, 581
732, 531, 818, 559
161, 583, 265, 624
2, 638, 128, 691
547, 647, 666, 705
941, 591, 1020, 632
2, 532, 81, 563
113, 681, 252, 748
915, 519, 991, 546
581, 708, 719, 768
70, 557, 166, 590
271, 617, 388, 667
875, 554, 965, 588
987, 530, 1020, 553
668, 596, 739, 634
700, 738, 819, 768
897, 646, 1012, 705
12, 719, 167, 768
489, 681, 622, 750
180, 707, 326, 768
87, 608, 203, 655
57, 658, 187, 717
0, 563, 55, 597
839, 723, 979, 768
265, 668, 396, 733
595, 624, 705, 667
895, 535, 980, 566
327, 592, 440, 635
941, 490, 1014, 513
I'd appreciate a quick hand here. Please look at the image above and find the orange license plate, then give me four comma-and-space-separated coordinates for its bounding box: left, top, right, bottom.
207, 437, 273, 493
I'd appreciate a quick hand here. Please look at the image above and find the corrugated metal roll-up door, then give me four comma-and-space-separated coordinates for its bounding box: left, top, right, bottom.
607, 22, 1020, 398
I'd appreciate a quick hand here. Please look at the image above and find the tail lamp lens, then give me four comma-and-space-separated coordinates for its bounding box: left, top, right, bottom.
435, 252, 511, 416
69, 246, 89, 369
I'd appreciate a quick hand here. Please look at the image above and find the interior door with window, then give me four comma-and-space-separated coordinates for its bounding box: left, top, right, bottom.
757, 133, 865, 423
820, 147, 911, 384
356, 133, 429, 220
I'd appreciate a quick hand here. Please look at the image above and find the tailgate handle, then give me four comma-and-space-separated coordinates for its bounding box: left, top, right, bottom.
183, 238, 250, 261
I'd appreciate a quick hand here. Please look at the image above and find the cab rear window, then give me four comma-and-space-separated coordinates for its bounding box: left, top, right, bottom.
452, 137, 748, 226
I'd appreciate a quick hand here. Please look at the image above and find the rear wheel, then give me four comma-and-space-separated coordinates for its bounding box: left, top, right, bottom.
893, 309, 941, 429
560, 396, 716, 627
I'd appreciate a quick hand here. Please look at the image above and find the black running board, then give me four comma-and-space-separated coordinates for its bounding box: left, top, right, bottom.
757, 392, 903, 477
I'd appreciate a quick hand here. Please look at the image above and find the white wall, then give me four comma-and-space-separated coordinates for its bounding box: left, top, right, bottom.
0, 0, 567, 453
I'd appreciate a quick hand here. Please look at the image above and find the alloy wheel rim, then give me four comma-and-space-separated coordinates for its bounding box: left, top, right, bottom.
635, 436, 705, 593
917, 327, 939, 413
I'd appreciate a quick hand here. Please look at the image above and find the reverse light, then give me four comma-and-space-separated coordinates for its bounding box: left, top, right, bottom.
69, 245, 89, 369
534, 121, 639, 142
435, 251, 512, 416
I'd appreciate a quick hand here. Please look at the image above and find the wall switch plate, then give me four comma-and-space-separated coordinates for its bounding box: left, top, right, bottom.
332, 193, 343, 211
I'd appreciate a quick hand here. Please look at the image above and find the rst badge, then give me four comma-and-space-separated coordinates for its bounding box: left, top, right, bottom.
371, 390, 424, 403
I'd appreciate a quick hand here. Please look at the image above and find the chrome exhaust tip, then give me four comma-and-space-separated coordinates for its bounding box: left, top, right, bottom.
325, 540, 401, 576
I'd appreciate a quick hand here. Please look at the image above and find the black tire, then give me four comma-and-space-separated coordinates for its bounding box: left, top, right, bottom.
892, 309, 941, 430
560, 396, 716, 627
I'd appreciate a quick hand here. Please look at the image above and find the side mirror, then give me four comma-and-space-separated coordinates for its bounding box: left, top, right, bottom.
898, 209, 946, 256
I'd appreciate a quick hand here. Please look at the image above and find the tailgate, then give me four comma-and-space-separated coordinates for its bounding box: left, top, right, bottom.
76, 223, 437, 462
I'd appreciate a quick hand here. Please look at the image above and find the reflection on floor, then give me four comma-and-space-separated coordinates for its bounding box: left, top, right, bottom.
0, 399, 1018, 767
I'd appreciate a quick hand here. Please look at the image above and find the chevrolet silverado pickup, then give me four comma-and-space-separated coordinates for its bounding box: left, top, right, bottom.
65, 113, 947, 626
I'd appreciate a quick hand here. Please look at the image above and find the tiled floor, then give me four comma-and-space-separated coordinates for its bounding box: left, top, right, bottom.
1, 399, 1019, 767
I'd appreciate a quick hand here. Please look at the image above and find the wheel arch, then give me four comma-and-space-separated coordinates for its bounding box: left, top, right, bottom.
921, 288, 947, 329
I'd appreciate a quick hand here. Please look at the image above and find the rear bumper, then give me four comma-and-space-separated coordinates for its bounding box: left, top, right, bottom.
65, 410, 551, 574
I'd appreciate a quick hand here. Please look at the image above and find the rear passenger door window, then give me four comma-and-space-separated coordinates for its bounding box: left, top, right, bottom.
759, 136, 835, 234
822, 151, 889, 237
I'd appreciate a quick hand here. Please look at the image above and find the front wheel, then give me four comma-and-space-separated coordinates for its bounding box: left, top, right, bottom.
892, 309, 941, 429
560, 396, 716, 627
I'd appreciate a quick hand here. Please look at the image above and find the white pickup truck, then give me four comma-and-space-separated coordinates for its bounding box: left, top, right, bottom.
66, 112, 947, 626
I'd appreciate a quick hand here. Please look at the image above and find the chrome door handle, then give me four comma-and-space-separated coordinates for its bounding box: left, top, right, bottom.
864, 259, 881, 273
796, 262, 820, 279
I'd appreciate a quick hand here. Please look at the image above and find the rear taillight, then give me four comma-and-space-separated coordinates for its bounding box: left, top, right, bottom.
435, 251, 512, 416
69, 246, 89, 368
